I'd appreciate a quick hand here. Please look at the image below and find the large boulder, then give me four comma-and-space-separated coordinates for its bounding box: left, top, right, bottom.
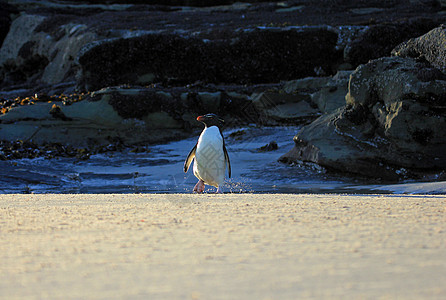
0, 13, 102, 90
344, 18, 439, 67
0, 1, 18, 48
280, 56, 446, 180
392, 24, 446, 72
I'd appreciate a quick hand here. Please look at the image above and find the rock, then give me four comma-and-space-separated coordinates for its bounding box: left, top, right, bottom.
198, 92, 221, 113
0, 14, 48, 87
345, 57, 446, 110
392, 25, 446, 72
250, 91, 319, 124
1, 0, 446, 154
0, 90, 196, 147
0, 13, 102, 89
49, 103, 72, 121
77, 29, 340, 90
345, 18, 440, 67
259, 141, 278, 152
1, 78, 334, 147
311, 70, 351, 114
0, 1, 18, 48
228, 129, 246, 140
1, 1, 445, 92
277, 71, 351, 116
280, 56, 446, 180
283, 77, 331, 94
0, 98, 133, 147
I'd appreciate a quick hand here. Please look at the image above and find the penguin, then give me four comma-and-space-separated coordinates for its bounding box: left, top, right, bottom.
184, 113, 231, 193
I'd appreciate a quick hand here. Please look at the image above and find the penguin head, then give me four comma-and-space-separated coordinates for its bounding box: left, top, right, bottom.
197, 113, 224, 128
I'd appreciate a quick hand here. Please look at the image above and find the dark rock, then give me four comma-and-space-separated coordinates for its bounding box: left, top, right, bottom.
49, 104, 72, 121
345, 18, 440, 67
2, 0, 446, 91
259, 141, 278, 151
2, 0, 446, 157
78, 29, 340, 90
250, 91, 320, 125
0, 83, 301, 147
310, 71, 351, 114
0, 13, 100, 90
1, 54, 49, 86
280, 56, 446, 180
0, 1, 18, 48
228, 129, 246, 140
392, 25, 446, 73
76, 0, 281, 6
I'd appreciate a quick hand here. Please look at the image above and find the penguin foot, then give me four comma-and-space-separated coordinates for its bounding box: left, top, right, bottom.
193, 180, 205, 193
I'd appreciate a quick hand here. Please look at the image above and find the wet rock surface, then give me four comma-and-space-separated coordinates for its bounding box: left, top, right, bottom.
280, 55, 446, 180
0, 0, 445, 181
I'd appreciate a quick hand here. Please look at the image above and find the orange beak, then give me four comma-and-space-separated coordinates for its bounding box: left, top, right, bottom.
197, 115, 205, 121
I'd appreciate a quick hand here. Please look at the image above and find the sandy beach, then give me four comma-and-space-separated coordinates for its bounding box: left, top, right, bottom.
1, 193, 445, 299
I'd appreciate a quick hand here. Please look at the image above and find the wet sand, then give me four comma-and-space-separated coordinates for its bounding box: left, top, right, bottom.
1, 193, 445, 299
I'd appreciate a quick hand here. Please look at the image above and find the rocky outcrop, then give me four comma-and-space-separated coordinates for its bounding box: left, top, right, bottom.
344, 18, 439, 67
1, 0, 444, 92
0, 2, 17, 48
280, 56, 446, 180
392, 25, 446, 72
77, 29, 340, 91
0, 13, 102, 90
250, 91, 320, 124
1, 0, 446, 160
0, 78, 338, 147
310, 71, 351, 114
0, 94, 166, 147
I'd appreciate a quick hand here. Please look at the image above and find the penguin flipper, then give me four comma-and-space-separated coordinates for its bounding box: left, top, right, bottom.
184, 144, 197, 173
223, 145, 231, 178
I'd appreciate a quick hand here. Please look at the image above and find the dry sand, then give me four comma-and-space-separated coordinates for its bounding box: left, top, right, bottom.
0, 193, 445, 299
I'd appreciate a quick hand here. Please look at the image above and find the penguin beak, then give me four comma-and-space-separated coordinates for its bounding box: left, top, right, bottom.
197, 115, 206, 122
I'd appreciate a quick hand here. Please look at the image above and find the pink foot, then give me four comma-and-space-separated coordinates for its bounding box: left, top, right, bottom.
193, 180, 205, 193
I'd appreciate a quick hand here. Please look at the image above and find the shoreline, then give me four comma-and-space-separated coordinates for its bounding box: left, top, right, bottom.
1, 193, 445, 299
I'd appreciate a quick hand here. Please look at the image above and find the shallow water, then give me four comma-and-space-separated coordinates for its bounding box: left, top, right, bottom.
0, 126, 426, 194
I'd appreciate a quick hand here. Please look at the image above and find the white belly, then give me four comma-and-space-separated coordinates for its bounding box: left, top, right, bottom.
193, 126, 226, 187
